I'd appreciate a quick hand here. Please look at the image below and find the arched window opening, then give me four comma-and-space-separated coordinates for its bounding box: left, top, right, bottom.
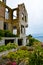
13, 11, 17, 19
22, 13, 24, 20
13, 26, 17, 35
5, 8, 9, 19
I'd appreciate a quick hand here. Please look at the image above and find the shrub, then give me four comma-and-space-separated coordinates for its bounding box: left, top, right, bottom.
0, 30, 18, 37
4, 30, 12, 37
0, 43, 18, 52
6, 42, 18, 49
26, 36, 41, 47
29, 51, 43, 65
27, 34, 33, 39
2, 44, 43, 65
0, 30, 4, 37
29, 44, 43, 65
2, 50, 29, 65
4, 30, 18, 37
20, 46, 28, 50
28, 38, 34, 46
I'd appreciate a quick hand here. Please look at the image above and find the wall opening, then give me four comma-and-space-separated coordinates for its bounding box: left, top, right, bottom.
4, 22, 8, 30
25, 16, 27, 22
5, 8, 9, 19
21, 25, 25, 34
18, 39, 23, 46
13, 26, 17, 35
22, 13, 24, 20
5, 39, 14, 45
13, 10, 17, 19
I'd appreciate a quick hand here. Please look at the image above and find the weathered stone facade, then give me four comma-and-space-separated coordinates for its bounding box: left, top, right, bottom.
0, 0, 28, 45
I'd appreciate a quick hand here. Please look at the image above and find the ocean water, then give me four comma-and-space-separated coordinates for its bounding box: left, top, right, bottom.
33, 35, 43, 42
34, 37, 43, 42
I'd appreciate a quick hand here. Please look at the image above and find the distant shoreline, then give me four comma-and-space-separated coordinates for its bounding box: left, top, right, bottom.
33, 36, 43, 42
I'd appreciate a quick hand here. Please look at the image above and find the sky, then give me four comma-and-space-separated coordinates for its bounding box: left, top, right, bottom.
7, 0, 43, 35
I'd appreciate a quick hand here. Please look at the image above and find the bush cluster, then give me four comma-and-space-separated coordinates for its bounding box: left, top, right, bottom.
2, 45, 43, 65
0, 30, 18, 37
2, 50, 29, 65
27, 34, 41, 46
0, 43, 18, 52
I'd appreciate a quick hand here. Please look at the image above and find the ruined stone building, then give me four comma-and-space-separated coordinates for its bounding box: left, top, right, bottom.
0, 0, 28, 45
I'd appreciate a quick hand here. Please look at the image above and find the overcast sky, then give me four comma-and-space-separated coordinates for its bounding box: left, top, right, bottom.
7, 0, 43, 35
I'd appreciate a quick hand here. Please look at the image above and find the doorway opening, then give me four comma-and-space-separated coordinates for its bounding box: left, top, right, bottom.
5, 39, 14, 45
18, 39, 23, 46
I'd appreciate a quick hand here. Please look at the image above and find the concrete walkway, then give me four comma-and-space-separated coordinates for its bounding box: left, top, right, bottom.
0, 49, 17, 57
